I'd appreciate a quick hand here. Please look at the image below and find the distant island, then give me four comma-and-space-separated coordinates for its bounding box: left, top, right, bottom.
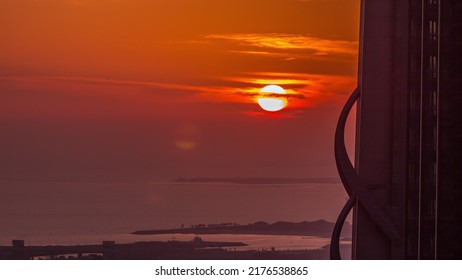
173, 177, 341, 185
132, 220, 351, 238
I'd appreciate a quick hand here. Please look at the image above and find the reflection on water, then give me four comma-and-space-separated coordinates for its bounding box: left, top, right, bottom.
143, 234, 332, 251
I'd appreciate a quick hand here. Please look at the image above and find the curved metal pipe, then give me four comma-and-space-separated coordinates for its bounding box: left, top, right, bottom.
334, 88, 360, 196
330, 87, 401, 259
330, 196, 356, 260
330, 87, 360, 260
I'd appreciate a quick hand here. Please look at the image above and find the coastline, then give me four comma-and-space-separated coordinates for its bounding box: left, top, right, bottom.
132, 220, 352, 239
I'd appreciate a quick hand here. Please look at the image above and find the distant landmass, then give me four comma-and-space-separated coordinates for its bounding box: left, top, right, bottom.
0, 238, 247, 260
132, 220, 351, 238
2, 221, 352, 260
173, 177, 341, 185
1, 238, 351, 260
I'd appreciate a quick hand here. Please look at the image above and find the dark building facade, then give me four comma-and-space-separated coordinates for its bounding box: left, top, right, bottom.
331, 0, 462, 259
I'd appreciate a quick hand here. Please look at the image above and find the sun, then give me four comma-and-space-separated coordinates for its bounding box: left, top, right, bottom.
257, 85, 288, 112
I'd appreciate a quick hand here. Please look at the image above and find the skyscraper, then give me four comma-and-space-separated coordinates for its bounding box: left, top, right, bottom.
331, 0, 462, 259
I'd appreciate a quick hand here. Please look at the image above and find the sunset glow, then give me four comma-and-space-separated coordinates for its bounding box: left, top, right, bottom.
0, 0, 360, 176
0, 0, 361, 252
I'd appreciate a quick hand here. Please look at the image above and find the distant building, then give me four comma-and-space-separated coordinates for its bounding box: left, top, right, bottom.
12, 240, 25, 248
332, 0, 462, 259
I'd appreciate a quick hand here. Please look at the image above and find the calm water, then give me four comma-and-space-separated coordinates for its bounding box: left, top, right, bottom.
0, 180, 349, 249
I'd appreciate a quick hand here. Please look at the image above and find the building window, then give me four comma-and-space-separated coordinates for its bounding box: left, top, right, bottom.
429, 199, 436, 219
429, 20, 438, 41
429, 55, 438, 78
432, 90, 437, 115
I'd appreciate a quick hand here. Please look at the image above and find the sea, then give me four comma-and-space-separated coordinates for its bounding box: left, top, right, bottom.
0, 180, 350, 251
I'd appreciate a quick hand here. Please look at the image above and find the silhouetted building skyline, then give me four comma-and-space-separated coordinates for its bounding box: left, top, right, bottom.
332, 0, 462, 259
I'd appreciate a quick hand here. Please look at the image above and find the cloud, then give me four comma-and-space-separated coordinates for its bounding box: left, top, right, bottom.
206, 33, 358, 59
0, 75, 207, 95
1, 71, 356, 116
32, 0, 126, 5
224, 72, 356, 105
297, 0, 349, 2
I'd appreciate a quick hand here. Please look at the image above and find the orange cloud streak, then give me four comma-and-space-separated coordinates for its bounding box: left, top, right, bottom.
206, 33, 358, 56
1, 71, 356, 116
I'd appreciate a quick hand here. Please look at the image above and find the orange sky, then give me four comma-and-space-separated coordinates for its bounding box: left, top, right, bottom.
0, 0, 360, 181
